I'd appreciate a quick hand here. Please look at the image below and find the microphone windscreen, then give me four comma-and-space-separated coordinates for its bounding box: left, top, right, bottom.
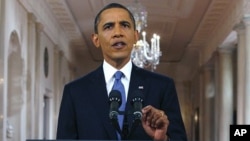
131, 90, 144, 105
108, 90, 122, 106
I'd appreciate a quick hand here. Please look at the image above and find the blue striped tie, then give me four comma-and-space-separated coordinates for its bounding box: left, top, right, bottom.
112, 71, 126, 138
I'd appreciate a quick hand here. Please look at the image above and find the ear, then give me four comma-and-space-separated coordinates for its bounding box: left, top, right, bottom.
134, 30, 139, 43
92, 33, 100, 48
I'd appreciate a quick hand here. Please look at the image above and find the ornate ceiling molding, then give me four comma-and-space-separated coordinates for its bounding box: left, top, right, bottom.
188, 0, 231, 48
45, 0, 85, 47
189, 0, 246, 65
243, 0, 250, 17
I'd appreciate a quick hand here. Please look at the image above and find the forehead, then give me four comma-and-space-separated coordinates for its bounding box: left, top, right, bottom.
99, 8, 132, 22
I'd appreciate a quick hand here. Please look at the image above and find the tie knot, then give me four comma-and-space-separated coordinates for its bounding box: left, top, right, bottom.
114, 71, 123, 80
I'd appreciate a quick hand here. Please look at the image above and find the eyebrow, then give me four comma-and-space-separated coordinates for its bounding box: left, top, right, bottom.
120, 20, 131, 26
102, 20, 132, 28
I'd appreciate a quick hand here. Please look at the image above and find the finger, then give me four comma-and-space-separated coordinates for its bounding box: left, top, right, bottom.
142, 106, 154, 119
160, 111, 164, 117
156, 113, 169, 129
142, 105, 153, 114
150, 110, 165, 127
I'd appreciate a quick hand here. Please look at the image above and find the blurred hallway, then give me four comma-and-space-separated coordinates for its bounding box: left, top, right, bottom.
1, 0, 250, 141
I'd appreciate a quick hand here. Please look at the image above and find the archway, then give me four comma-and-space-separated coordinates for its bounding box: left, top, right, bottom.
7, 31, 24, 141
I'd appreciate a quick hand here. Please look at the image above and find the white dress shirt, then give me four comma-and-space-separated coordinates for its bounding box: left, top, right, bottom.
103, 59, 132, 100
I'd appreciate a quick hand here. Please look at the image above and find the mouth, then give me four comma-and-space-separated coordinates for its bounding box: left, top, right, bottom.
112, 41, 126, 49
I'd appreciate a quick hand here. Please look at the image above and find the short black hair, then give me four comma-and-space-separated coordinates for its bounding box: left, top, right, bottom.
94, 3, 136, 34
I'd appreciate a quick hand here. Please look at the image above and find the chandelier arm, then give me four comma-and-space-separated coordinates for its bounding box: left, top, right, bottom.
142, 44, 154, 61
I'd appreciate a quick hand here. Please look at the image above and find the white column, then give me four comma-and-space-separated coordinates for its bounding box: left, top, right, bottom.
34, 22, 44, 139
234, 21, 246, 124
243, 16, 250, 124
199, 71, 205, 141
27, 13, 37, 139
53, 46, 61, 139
0, 0, 4, 140
203, 66, 215, 141
217, 48, 234, 141
214, 53, 220, 141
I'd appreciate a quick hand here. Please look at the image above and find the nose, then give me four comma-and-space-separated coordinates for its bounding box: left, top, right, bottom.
113, 25, 123, 38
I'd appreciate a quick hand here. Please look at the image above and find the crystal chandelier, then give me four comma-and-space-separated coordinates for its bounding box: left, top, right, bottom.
127, 0, 162, 71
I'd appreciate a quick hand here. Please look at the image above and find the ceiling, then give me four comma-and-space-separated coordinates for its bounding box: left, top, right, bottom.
65, 0, 211, 62
46, 0, 246, 81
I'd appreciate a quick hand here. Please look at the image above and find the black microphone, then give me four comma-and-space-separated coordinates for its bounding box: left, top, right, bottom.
131, 90, 144, 120
128, 90, 144, 138
108, 90, 122, 120
108, 90, 123, 135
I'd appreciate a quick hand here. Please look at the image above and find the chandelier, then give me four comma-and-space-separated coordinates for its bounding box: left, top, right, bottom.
127, 0, 162, 71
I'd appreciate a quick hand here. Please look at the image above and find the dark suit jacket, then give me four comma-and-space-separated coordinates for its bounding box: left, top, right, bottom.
56, 64, 187, 141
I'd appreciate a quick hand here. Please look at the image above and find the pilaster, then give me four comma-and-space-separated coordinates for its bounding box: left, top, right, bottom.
242, 16, 250, 124
217, 48, 234, 141
234, 21, 246, 124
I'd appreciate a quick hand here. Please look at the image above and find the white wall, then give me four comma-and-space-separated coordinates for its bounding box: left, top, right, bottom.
0, 0, 4, 139
0, 0, 74, 140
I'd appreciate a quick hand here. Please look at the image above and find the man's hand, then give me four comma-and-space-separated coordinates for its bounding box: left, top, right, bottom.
141, 105, 169, 141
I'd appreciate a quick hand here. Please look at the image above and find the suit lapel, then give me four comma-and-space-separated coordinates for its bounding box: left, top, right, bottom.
126, 65, 149, 131
88, 66, 117, 140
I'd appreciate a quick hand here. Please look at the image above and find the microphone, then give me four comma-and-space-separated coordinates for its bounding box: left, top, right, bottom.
127, 90, 144, 138
108, 90, 122, 120
131, 90, 144, 120
108, 90, 123, 135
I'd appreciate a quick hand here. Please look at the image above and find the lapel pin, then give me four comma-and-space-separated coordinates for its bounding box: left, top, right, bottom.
138, 86, 144, 89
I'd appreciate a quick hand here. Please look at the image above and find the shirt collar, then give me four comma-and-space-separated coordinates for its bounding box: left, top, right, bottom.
103, 59, 132, 83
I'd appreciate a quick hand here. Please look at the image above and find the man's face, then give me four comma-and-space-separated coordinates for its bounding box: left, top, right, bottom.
92, 8, 138, 66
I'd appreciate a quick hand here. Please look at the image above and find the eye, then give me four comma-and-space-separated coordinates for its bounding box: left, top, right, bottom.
121, 22, 130, 28
103, 23, 113, 30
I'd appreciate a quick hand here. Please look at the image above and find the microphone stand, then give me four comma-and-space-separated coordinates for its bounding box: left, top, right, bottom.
122, 114, 129, 140
122, 111, 142, 139
111, 111, 142, 140
128, 117, 141, 138
110, 117, 122, 136
111, 111, 126, 138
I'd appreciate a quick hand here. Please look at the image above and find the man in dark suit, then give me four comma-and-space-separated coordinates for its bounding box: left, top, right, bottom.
57, 3, 187, 141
